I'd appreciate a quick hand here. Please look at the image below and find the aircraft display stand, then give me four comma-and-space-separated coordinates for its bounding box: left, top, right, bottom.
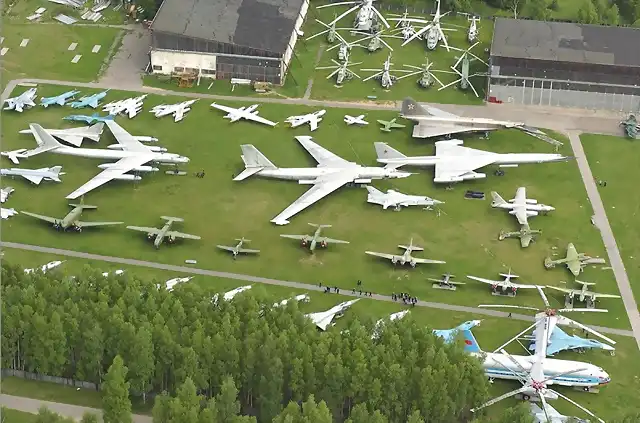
574, 386, 600, 394
432, 283, 457, 291
491, 291, 516, 297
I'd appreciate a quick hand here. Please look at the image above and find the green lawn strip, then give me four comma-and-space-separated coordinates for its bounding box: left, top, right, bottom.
580, 134, 640, 304
1, 376, 103, 409
0, 408, 38, 422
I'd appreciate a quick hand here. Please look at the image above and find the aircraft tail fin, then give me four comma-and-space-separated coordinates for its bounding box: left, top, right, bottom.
161, 216, 184, 223
490, 191, 508, 207
374, 142, 406, 161
234, 145, 276, 181
309, 223, 332, 229
401, 97, 429, 117
576, 280, 596, 286
85, 122, 105, 141
366, 185, 383, 196
48, 166, 64, 182
461, 328, 482, 353
69, 196, 97, 210
235, 238, 251, 243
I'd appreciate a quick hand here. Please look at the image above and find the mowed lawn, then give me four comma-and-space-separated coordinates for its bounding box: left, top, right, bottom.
580, 134, 640, 304
0, 84, 628, 331
1, 24, 122, 84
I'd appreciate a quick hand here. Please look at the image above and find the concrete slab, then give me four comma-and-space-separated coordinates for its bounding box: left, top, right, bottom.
68, 42, 77, 51
91, 44, 101, 53
19, 39, 29, 47
0, 48, 8, 56
71, 55, 82, 64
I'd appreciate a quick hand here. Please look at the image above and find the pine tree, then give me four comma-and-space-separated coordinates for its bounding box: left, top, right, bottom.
102, 355, 132, 423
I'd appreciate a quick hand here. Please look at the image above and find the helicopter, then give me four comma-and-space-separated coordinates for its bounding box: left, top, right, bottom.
306, 16, 353, 44
401, 58, 455, 89
388, 0, 456, 51
388, 9, 424, 41
326, 31, 366, 61
361, 53, 413, 89
438, 42, 488, 97
318, 0, 390, 33
316, 58, 363, 85
467, 16, 480, 43
353, 30, 399, 52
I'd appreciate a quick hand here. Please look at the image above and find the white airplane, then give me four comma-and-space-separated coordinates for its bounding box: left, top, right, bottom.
1, 207, 18, 219
305, 299, 360, 331
150, 99, 197, 122
102, 95, 147, 118
374, 141, 569, 184
24, 260, 64, 274
210, 103, 278, 127
344, 114, 368, 126
366, 238, 445, 268
1, 166, 65, 185
4, 88, 37, 112
467, 270, 538, 295
20, 123, 104, 147
161, 276, 193, 292
1, 187, 14, 203
284, 110, 327, 131
21, 122, 189, 199
273, 294, 311, 308
233, 136, 412, 225
102, 269, 125, 277
491, 187, 555, 226
372, 310, 410, 339
1, 149, 29, 164
366, 186, 443, 211
212, 285, 252, 303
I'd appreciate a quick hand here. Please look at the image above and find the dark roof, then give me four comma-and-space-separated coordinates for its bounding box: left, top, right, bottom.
490, 18, 640, 68
151, 0, 305, 55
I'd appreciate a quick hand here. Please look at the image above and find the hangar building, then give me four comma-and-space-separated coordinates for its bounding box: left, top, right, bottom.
487, 18, 640, 112
149, 0, 309, 84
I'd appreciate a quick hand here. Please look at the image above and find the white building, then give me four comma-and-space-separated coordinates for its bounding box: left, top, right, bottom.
149, 0, 309, 85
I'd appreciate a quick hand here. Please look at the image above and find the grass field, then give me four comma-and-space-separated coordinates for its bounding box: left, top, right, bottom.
0, 408, 38, 422
0, 84, 628, 331
580, 134, 640, 304
0, 23, 122, 84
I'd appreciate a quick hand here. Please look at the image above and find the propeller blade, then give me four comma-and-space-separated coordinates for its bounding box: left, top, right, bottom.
362, 71, 383, 81
401, 24, 431, 46
492, 321, 538, 353
558, 308, 608, 313
430, 72, 445, 88
539, 394, 553, 423
468, 51, 489, 66
438, 26, 450, 51
327, 69, 340, 79
499, 349, 529, 374
371, 6, 390, 28
379, 37, 393, 51
437, 78, 462, 91
477, 305, 540, 311
470, 387, 529, 413
542, 367, 588, 384
396, 71, 422, 80
317, 1, 357, 8
306, 29, 329, 40
550, 389, 606, 423
537, 285, 550, 307
468, 79, 480, 98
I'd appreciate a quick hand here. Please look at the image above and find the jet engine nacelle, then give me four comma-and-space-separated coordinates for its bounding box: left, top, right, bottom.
499, 164, 519, 168
526, 210, 539, 217
435, 173, 486, 183
526, 199, 538, 204
106, 144, 166, 152
98, 163, 158, 173
298, 180, 317, 185
112, 174, 143, 181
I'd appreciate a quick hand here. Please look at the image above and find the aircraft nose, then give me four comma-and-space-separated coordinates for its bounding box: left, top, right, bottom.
395, 171, 413, 178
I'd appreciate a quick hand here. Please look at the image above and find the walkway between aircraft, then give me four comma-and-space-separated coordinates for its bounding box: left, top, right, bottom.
0, 241, 633, 339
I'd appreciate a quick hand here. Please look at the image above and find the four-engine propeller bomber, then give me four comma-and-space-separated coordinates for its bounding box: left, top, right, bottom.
21, 197, 123, 232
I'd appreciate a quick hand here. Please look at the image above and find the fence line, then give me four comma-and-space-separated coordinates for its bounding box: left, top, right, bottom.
2, 369, 100, 391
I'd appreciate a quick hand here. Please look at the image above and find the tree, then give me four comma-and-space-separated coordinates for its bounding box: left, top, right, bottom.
102, 355, 132, 423
492, 403, 535, 423
577, 0, 600, 23
527, 0, 551, 20
80, 413, 100, 423
34, 406, 76, 423
127, 325, 155, 403
406, 410, 425, 423
509, 0, 529, 18
604, 4, 620, 24
152, 392, 172, 423
216, 376, 241, 423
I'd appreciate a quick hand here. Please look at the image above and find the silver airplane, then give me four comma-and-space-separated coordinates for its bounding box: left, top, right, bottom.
216, 237, 260, 259
19, 123, 104, 147
366, 185, 442, 210
305, 299, 360, 331
127, 216, 201, 249
491, 187, 555, 225
1, 165, 65, 184
1, 187, 14, 203
281, 223, 349, 252
21, 197, 123, 232
40, 90, 81, 107
4, 88, 37, 112
467, 270, 538, 295
366, 238, 445, 268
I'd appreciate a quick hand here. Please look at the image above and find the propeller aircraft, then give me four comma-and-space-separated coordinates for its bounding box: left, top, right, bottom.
21, 197, 123, 232
216, 237, 260, 259
280, 223, 349, 252
544, 243, 606, 276
127, 216, 201, 249
365, 238, 445, 268
499, 223, 542, 248
428, 273, 465, 290
467, 270, 538, 296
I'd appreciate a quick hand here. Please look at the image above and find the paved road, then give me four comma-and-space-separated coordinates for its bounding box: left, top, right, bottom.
567, 131, 640, 350
1, 241, 633, 338
0, 394, 151, 423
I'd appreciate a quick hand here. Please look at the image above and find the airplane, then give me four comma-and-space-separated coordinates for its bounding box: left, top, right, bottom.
280, 223, 349, 252
400, 98, 563, 145
284, 110, 327, 131
305, 299, 360, 331
1, 207, 18, 219
344, 114, 368, 125
377, 118, 406, 132
21, 197, 123, 232
161, 276, 193, 292
467, 16, 480, 43
1, 187, 14, 203
102, 269, 125, 277
102, 95, 147, 118
63, 113, 115, 124
40, 90, 81, 107
69, 90, 109, 108
127, 216, 201, 249
212, 285, 253, 303
530, 403, 589, 423
467, 270, 538, 296
4, 88, 37, 112
272, 294, 311, 308
427, 272, 465, 290
620, 113, 639, 139
365, 238, 445, 268
372, 310, 410, 339
216, 237, 260, 259
210, 103, 278, 126
498, 223, 542, 248
374, 141, 570, 184
21, 122, 189, 199
20, 122, 104, 147
433, 320, 482, 343
491, 187, 555, 226
366, 186, 443, 211
527, 325, 615, 356
544, 243, 606, 276
1, 165, 65, 185
150, 99, 197, 122
24, 260, 64, 274
1, 149, 28, 165
233, 136, 412, 225
546, 280, 621, 308
319, 0, 390, 32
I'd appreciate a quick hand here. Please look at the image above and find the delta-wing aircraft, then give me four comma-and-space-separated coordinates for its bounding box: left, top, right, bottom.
344, 114, 368, 125
20, 122, 104, 147
467, 270, 538, 295
69, 90, 109, 109
400, 98, 562, 145
151, 99, 197, 122
285, 110, 327, 131
491, 187, 555, 225
546, 280, 621, 308
527, 325, 616, 356
374, 141, 569, 184
233, 136, 412, 225
24, 260, 64, 274
305, 299, 360, 331
21, 197, 123, 232
544, 243, 606, 276
41, 90, 81, 107
372, 310, 410, 339
216, 237, 260, 259
273, 294, 310, 308
1, 207, 18, 219
1, 187, 14, 203
162, 277, 193, 292
102, 95, 147, 118
210, 103, 278, 126
366, 186, 442, 210
4, 88, 37, 112
530, 403, 588, 423
280, 223, 349, 252
365, 238, 445, 268
127, 216, 201, 249
1, 165, 65, 185
21, 122, 189, 199
213, 285, 253, 303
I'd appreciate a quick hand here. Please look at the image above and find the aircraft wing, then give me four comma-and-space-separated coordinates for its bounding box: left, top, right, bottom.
165, 230, 201, 240
587, 291, 621, 299
434, 143, 496, 182
391, 122, 406, 128
520, 232, 534, 247
512, 282, 538, 289
309, 116, 318, 131
127, 226, 162, 234
410, 122, 495, 138
105, 121, 148, 152
244, 112, 278, 127
211, 103, 240, 115
280, 234, 307, 240
365, 251, 396, 260
22, 175, 44, 184
296, 136, 350, 166
467, 275, 499, 285
20, 211, 58, 224
75, 220, 124, 228
566, 243, 579, 261
238, 248, 260, 254
307, 312, 335, 331
320, 237, 349, 244
412, 257, 446, 264
514, 187, 526, 203
65, 154, 155, 199
545, 285, 574, 295
174, 107, 186, 122
217, 245, 235, 252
